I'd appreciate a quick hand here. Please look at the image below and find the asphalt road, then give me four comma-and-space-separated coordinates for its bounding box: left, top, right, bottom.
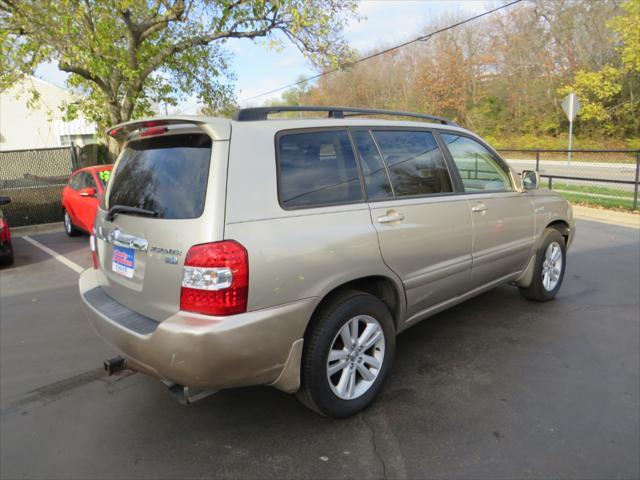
1, 220, 638, 479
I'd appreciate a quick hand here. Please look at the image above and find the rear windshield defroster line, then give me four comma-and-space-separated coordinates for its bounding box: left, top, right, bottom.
108, 134, 212, 220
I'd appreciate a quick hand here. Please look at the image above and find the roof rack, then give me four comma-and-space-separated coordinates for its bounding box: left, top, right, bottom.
232, 106, 457, 126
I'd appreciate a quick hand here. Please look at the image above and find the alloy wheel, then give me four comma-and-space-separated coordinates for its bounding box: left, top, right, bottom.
326, 315, 385, 400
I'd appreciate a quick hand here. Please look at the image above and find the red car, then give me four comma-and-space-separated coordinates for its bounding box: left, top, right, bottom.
0, 196, 13, 266
62, 165, 113, 236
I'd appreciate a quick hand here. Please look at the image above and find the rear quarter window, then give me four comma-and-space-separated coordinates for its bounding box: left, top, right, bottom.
108, 134, 212, 219
277, 130, 363, 209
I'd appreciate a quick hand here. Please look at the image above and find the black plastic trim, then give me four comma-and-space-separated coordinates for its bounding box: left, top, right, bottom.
83, 287, 159, 335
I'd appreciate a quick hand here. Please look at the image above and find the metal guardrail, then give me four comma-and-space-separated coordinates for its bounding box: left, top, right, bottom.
498, 149, 640, 211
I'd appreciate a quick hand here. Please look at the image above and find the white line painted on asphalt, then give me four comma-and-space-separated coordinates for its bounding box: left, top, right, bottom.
22, 236, 85, 274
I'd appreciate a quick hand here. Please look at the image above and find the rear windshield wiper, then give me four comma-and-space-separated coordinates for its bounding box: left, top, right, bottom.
106, 205, 158, 222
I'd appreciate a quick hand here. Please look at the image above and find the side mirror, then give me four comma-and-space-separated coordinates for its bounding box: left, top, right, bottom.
79, 187, 97, 197
0, 196, 11, 206
521, 170, 540, 191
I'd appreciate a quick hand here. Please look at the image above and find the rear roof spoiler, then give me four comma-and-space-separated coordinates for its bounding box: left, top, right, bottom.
106, 116, 230, 142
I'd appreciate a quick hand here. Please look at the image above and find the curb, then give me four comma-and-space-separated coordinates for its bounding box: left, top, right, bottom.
572, 205, 639, 229
11, 222, 65, 238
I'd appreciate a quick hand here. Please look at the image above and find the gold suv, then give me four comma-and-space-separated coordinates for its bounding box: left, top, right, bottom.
79, 106, 574, 417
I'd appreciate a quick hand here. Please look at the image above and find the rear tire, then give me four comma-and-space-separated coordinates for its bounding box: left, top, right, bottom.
519, 228, 566, 302
63, 209, 81, 237
296, 290, 395, 418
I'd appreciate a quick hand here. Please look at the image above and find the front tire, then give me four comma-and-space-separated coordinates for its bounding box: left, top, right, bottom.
519, 228, 566, 302
297, 291, 395, 418
63, 209, 81, 237
0, 247, 13, 267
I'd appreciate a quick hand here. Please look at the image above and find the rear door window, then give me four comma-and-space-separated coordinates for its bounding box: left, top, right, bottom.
108, 134, 212, 219
371, 130, 453, 197
277, 130, 363, 209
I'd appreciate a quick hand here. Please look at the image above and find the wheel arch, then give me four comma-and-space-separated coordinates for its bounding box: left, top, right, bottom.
304, 275, 406, 340
545, 219, 570, 246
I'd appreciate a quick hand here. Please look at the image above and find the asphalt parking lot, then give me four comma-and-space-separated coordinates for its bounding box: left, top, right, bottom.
1, 219, 638, 479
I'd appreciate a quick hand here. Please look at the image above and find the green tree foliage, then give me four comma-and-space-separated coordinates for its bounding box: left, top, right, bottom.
559, 0, 640, 138
0, 0, 357, 130
608, 0, 640, 73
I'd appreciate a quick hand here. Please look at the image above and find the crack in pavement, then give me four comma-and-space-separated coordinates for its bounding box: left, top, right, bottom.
360, 412, 388, 480
360, 407, 408, 480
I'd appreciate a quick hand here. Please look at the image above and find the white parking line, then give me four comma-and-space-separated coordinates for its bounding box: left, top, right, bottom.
22, 236, 85, 274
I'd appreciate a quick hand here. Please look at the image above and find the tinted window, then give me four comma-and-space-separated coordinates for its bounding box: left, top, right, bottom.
441, 134, 512, 192
69, 173, 83, 190
372, 131, 452, 197
352, 130, 393, 200
82, 173, 97, 189
278, 130, 363, 209
108, 134, 212, 219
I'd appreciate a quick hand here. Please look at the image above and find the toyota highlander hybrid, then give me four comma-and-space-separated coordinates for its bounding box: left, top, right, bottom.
79, 106, 574, 418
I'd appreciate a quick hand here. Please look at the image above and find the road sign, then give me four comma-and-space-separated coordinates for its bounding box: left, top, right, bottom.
562, 92, 581, 173
562, 92, 581, 121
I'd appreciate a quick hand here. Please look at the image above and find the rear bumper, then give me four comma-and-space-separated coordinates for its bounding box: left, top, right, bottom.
79, 268, 316, 391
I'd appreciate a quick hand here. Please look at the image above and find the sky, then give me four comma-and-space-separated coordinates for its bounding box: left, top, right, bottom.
34, 0, 491, 112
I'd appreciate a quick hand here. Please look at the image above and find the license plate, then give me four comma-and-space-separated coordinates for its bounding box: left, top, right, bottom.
112, 246, 135, 278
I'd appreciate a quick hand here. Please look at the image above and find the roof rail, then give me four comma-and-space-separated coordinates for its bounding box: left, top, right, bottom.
233, 106, 457, 126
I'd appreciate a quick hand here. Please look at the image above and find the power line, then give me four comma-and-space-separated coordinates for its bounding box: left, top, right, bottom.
176, 0, 523, 113
240, 0, 523, 102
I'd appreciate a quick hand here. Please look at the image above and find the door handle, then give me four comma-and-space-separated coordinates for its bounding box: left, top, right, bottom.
377, 210, 405, 224
110, 229, 149, 251
471, 203, 488, 213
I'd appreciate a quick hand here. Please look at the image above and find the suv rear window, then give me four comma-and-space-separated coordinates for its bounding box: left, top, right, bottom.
277, 130, 363, 209
108, 134, 212, 219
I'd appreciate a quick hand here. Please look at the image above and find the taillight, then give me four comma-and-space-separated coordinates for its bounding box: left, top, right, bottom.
90, 230, 99, 269
0, 218, 9, 243
180, 241, 249, 316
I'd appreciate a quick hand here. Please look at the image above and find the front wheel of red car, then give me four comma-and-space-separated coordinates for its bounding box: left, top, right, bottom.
0, 247, 13, 267
63, 209, 81, 237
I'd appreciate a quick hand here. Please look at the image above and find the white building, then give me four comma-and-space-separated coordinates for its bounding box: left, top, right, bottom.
0, 76, 96, 151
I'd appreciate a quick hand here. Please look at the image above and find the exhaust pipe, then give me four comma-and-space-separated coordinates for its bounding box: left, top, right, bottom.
168, 384, 216, 405
104, 356, 127, 376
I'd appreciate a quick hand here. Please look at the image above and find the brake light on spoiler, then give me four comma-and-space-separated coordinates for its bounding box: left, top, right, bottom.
106, 118, 208, 141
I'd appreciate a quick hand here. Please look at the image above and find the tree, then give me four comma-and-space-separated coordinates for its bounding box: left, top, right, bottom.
0, 0, 357, 130
559, 0, 640, 137
296, 0, 635, 146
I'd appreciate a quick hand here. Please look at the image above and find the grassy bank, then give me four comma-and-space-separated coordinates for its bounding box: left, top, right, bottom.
551, 183, 637, 211
489, 134, 640, 151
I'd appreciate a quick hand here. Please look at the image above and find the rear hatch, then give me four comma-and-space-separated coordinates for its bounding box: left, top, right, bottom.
94, 122, 228, 321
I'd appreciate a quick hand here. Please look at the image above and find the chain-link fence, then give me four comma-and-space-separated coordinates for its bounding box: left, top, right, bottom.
499, 149, 640, 211
0, 146, 75, 227
0, 145, 637, 229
